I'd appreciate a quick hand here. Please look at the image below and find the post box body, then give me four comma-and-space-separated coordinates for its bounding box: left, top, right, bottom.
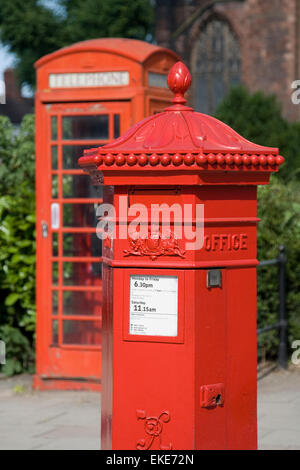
79, 62, 284, 449
34, 38, 179, 391
101, 186, 257, 450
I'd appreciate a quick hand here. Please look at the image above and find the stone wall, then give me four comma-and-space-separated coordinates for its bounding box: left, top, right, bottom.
155, 0, 300, 120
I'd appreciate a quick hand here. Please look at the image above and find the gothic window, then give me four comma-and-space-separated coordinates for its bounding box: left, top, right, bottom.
192, 19, 241, 115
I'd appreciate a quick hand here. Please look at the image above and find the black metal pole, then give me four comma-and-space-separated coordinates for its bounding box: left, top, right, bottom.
278, 245, 288, 369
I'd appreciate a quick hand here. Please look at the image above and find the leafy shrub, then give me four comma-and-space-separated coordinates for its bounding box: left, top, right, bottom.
0, 114, 35, 375
0, 325, 34, 375
257, 178, 300, 359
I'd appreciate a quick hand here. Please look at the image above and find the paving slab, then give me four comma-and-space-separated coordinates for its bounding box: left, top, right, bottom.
257, 366, 300, 450
0, 366, 299, 450
0, 374, 100, 450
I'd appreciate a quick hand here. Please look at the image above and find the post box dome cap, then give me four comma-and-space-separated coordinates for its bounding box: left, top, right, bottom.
79, 62, 284, 172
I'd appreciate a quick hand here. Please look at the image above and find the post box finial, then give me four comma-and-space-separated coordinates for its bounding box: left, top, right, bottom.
167, 61, 191, 106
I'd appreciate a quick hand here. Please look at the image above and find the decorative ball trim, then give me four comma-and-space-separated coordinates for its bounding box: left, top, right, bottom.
207, 153, 216, 164
138, 154, 148, 166
127, 153, 137, 166
104, 153, 114, 166
216, 154, 225, 165
90, 152, 284, 169
243, 155, 251, 166
184, 153, 194, 165
161, 154, 171, 166
225, 154, 234, 164
276, 155, 284, 165
233, 154, 242, 165
172, 153, 183, 166
115, 153, 125, 166
93, 154, 103, 165
149, 154, 160, 166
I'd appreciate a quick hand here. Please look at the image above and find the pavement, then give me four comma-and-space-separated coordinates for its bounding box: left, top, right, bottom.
257, 365, 300, 450
0, 366, 299, 450
0, 375, 100, 450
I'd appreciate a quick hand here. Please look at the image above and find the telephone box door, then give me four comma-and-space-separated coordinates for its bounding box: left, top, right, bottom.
36, 100, 130, 385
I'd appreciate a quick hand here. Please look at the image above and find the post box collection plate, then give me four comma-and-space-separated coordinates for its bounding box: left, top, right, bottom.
129, 274, 178, 337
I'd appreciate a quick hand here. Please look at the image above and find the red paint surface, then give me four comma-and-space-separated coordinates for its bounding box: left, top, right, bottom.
79, 62, 283, 449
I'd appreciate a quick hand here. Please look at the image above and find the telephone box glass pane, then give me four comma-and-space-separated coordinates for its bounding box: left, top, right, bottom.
52, 232, 58, 256
62, 115, 109, 140
63, 204, 97, 227
52, 291, 58, 315
52, 262, 58, 285
63, 233, 102, 257
63, 291, 102, 315
52, 175, 58, 198
114, 114, 120, 138
62, 320, 101, 345
62, 145, 96, 169
51, 116, 57, 140
51, 145, 58, 169
63, 262, 101, 285
62, 175, 101, 198
52, 320, 58, 345
148, 72, 168, 88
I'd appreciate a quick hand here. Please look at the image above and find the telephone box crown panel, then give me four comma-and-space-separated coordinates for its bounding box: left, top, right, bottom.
35, 38, 179, 100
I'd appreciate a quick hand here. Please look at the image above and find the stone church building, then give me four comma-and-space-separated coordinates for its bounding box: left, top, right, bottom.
155, 0, 300, 121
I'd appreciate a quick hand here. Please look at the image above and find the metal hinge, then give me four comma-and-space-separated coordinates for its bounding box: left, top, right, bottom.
200, 383, 225, 408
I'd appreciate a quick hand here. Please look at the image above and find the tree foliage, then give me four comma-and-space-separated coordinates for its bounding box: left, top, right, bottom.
62, 0, 154, 44
215, 86, 300, 181
0, 0, 67, 87
0, 0, 154, 88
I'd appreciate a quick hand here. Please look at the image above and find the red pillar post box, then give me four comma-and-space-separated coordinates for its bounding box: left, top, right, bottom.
79, 62, 284, 450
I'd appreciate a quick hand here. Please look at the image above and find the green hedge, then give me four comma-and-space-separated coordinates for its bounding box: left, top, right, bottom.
0, 115, 35, 375
257, 179, 300, 359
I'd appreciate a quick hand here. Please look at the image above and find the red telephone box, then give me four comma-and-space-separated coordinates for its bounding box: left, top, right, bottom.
79, 62, 284, 449
34, 38, 179, 391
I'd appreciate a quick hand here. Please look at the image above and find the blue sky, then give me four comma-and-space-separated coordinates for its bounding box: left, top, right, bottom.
0, 44, 15, 79
0, 43, 34, 97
